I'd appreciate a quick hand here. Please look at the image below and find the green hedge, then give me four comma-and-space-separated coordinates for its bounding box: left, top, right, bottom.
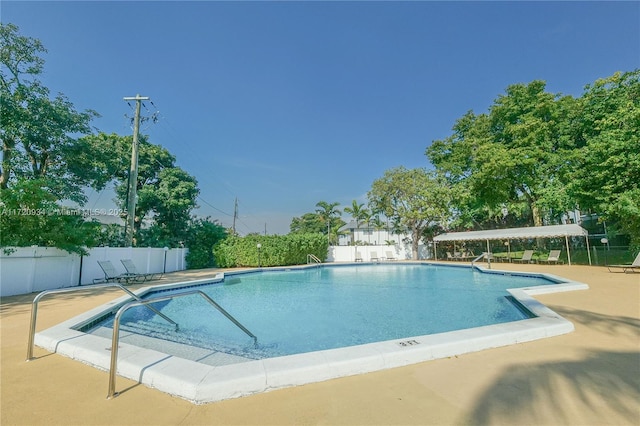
213, 233, 328, 267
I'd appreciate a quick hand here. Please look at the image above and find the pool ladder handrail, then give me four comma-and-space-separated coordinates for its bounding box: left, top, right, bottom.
471, 252, 492, 270
307, 253, 322, 265
26, 283, 178, 361
108, 289, 257, 399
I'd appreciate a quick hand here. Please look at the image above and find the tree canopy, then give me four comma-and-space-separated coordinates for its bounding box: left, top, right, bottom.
290, 201, 345, 245
425, 71, 639, 248
368, 167, 454, 259
78, 132, 199, 247
426, 81, 576, 229
1, 23, 99, 201
566, 70, 640, 245
1, 23, 101, 253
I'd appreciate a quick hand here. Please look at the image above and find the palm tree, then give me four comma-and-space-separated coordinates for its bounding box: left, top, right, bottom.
372, 215, 386, 245
315, 201, 342, 245
362, 211, 372, 244
344, 200, 370, 245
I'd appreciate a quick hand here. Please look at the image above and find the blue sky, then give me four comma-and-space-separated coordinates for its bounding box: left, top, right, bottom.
3, 1, 639, 235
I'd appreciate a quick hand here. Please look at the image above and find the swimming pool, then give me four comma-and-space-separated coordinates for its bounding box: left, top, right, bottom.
85, 264, 549, 362
34, 262, 588, 403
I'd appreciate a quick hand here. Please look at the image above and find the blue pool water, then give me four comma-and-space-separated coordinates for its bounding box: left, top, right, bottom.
90, 264, 553, 360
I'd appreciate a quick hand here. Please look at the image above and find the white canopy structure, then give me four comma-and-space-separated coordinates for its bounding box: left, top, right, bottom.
432, 224, 591, 265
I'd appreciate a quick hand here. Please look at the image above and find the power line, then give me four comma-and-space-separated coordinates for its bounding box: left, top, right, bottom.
197, 195, 233, 217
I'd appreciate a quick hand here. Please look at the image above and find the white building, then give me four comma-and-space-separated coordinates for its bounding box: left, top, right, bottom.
337, 220, 407, 246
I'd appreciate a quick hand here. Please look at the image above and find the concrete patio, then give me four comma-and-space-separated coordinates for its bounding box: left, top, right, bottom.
1, 262, 638, 425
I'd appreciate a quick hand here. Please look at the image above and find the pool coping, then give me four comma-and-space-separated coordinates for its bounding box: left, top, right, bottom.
34, 263, 589, 404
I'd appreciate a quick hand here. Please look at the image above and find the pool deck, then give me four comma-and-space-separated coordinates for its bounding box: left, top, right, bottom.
1, 262, 639, 425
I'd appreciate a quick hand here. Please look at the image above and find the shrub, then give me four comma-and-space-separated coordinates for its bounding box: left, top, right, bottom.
213, 233, 328, 267
185, 219, 227, 269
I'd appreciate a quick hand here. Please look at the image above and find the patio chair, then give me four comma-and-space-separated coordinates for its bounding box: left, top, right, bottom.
355, 251, 363, 262
385, 251, 396, 261
370, 251, 379, 262
538, 250, 563, 264
95, 260, 138, 284
121, 259, 162, 281
607, 252, 640, 273
461, 251, 476, 260
513, 250, 534, 263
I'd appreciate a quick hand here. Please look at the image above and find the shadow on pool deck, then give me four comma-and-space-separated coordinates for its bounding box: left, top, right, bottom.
462, 302, 640, 425
1, 262, 639, 425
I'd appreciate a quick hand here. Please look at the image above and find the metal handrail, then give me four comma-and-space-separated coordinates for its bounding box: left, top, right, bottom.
26, 283, 178, 361
108, 289, 257, 399
307, 254, 322, 264
471, 252, 492, 270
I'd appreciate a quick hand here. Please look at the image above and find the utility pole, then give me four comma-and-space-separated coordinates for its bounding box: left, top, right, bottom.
232, 197, 238, 235
123, 94, 149, 246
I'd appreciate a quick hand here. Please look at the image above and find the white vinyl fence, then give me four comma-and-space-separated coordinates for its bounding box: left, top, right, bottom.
1, 243, 432, 297
0, 246, 188, 297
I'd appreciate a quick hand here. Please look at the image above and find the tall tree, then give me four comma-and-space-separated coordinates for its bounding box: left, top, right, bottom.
368, 167, 454, 259
371, 215, 386, 245
427, 81, 576, 229
79, 132, 199, 247
343, 200, 370, 245
290, 201, 345, 244
0, 24, 101, 253
567, 70, 640, 246
314, 201, 343, 245
1, 23, 99, 201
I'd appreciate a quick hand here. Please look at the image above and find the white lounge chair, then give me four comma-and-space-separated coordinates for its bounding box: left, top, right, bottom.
385, 251, 396, 261
460, 251, 475, 260
538, 250, 562, 264
608, 252, 640, 273
355, 251, 363, 262
513, 250, 534, 263
370, 251, 379, 262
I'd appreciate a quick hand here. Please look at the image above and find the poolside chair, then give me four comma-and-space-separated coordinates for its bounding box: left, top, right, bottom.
370, 251, 379, 262
538, 250, 563, 264
355, 251, 363, 262
121, 259, 162, 281
95, 260, 138, 284
514, 250, 534, 264
607, 252, 640, 273
460, 251, 475, 260
385, 251, 396, 261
